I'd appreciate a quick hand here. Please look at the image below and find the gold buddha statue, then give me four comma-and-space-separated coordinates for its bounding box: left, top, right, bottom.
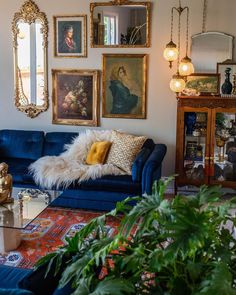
0, 162, 13, 204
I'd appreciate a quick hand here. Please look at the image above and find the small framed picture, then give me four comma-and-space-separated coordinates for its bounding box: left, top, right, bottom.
183, 73, 220, 96
217, 62, 236, 95
54, 15, 87, 58
102, 54, 147, 119
52, 69, 99, 126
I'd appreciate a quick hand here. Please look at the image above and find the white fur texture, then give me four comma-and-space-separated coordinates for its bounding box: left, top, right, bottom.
29, 130, 124, 189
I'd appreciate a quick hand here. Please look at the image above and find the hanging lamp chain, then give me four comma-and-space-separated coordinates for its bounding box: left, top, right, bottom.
185, 7, 189, 57
170, 8, 174, 41
177, 5, 181, 70
202, 0, 208, 33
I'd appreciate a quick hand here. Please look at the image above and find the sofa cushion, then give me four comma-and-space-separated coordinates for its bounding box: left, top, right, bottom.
74, 175, 141, 194
107, 130, 147, 174
0, 158, 35, 183
43, 132, 78, 156
86, 141, 112, 165
0, 265, 32, 289
0, 130, 44, 160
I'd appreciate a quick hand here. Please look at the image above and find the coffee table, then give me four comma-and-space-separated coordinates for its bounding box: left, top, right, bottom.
0, 187, 61, 252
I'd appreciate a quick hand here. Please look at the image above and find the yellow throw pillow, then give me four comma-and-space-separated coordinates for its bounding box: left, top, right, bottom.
86, 141, 112, 165
106, 130, 147, 174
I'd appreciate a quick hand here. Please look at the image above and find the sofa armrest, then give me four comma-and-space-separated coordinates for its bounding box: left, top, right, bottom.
142, 144, 167, 195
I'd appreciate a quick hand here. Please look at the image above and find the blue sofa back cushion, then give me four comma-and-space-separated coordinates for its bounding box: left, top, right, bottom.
142, 138, 155, 150
43, 132, 78, 156
0, 130, 44, 160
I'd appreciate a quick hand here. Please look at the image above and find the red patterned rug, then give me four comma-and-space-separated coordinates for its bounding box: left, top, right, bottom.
0, 207, 120, 269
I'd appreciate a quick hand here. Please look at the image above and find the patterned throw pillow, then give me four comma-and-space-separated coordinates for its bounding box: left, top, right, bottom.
106, 130, 147, 174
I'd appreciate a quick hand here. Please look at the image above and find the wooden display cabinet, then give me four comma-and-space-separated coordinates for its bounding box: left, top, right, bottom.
175, 95, 236, 191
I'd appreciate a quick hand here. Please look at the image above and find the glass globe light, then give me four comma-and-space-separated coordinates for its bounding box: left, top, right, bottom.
179, 56, 194, 76
163, 41, 179, 67
170, 74, 186, 93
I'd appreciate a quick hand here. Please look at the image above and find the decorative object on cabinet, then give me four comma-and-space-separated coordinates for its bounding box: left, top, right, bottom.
217, 62, 236, 95
183, 73, 220, 96
175, 95, 236, 191
52, 69, 99, 126
12, 0, 49, 118
191, 0, 234, 73
215, 129, 230, 162
90, 0, 150, 48
53, 15, 87, 58
102, 54, 147, 119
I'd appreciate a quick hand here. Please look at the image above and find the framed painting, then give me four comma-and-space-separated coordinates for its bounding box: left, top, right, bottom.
217, 62, 236, 95
102, 54, 147, 119
54, 15, 87, 58
52, 69, 99, 126
183, 73, 220, 96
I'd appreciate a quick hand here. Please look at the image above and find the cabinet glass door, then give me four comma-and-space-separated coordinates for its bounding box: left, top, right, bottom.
212, 111, 236, 185
181, 110, 210, 184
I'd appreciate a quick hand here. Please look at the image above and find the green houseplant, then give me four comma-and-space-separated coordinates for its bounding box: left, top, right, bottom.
36, 178, 236, 294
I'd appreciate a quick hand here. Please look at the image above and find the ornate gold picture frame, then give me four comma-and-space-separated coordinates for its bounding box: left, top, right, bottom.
90, 0, 151, 48
52, 69, 99, 126
12, 0, 49, 118
102, 54, 147, 119
53, 15, 87, 58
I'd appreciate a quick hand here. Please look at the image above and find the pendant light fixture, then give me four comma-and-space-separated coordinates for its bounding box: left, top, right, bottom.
178, 5, 194, 76
163, 7, 178, 68
164, 0, 194, 93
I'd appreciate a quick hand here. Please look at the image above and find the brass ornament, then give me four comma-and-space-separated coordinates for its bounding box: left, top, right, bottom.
12, 0, 49, 118
0, 163, 13, 205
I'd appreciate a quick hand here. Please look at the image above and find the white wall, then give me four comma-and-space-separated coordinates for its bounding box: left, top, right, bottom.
0, 0, 235, 177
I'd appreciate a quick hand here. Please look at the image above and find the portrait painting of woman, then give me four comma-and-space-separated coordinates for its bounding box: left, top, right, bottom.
102, 54, 147, 119
59, 25, 78, 53
54, 15, 87, 58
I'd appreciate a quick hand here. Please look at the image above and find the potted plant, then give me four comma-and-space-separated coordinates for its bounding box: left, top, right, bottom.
36, 177, 236, 294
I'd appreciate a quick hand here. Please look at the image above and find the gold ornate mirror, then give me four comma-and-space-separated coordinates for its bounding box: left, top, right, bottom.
90, 0, 151, 48
12, 0, 49, 118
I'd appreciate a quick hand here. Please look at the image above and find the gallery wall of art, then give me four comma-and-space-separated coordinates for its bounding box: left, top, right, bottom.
0, 0, 235, 177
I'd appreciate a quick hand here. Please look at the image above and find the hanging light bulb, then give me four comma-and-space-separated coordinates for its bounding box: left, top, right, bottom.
179, 56, 194, 76
163, 41, 179, 68
170, 73, 186, 93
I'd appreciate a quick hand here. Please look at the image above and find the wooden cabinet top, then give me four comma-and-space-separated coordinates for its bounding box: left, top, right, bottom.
176, 95, 236, 108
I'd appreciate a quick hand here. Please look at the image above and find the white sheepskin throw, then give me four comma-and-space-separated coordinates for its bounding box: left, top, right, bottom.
29, 130, 124, 189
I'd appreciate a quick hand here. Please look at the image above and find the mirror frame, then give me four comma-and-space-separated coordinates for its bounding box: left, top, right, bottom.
90, 0, 151, 48
12, 0, 49, 118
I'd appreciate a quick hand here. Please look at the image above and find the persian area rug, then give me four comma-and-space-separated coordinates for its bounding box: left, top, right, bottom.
0, 207, 120, 269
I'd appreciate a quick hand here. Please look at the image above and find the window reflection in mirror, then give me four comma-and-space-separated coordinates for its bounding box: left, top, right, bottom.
17, 20, 44, 106
91, 3, 150, 47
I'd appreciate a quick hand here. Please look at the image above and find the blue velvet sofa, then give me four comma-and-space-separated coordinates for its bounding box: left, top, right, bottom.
0, 129, 167, 211
0, 129, 166, 294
